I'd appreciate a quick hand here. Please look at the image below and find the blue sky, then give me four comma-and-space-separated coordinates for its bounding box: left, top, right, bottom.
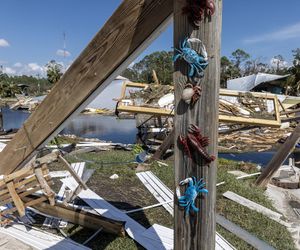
1, 0, 300, 76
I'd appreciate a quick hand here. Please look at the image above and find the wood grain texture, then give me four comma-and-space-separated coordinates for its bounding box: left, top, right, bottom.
6, 181, 26, 217
174, 0, 222, 249
256, 124, 300, 187
0, 0, 172, 175
31, 200, 126, 236
152, 128, 175, 160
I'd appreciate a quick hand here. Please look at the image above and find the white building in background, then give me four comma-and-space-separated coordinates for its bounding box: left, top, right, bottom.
227, 73, 289, 94
33, 76, 129, 110
87, 76, 128, 110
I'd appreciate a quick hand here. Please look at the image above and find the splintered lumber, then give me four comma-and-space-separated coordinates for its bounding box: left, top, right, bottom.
152, 128, 174, 160
25, 197, 126, 236
6, 181, 26, 217
216, 215, 275, 250
0, 165, 54, 216
256, 124, 300, 187
58, 155, 88, 190
35, 165, 55, 205
0, 0, 173, 175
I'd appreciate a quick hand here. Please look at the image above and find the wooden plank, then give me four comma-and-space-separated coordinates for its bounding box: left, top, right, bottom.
35, 166, 55, 205
59, 155, 88, 190
216, 214, 275, 250
117, 105, 175, 116
0, 0, 173, 175
1, 196, 48, 215
31, 200, 126, 236
152, 128, 175, 160
6, 181, 26, 216
256, 124, 300, 187
0, 223, 91, 250
173, 0, 222, 249
219, 115, 281, 127
222, 191, 288, 226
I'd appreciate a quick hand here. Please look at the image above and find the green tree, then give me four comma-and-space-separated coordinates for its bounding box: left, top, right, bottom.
231, 49, 250, 73
46, 60, 63, 84
122, 51, 173, 84
0, 78, 21, 98
285, 49, 300, 95
220, 56, 239, 87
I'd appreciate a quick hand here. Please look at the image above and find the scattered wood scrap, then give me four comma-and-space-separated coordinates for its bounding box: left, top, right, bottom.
218, 126, 293, 152
0, 164, 54, 217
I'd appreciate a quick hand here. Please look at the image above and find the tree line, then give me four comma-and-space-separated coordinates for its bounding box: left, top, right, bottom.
1, 48, 300, 98
123, 48, 300, 96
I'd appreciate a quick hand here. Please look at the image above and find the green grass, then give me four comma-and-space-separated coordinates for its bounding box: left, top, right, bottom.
47, 150, 295, 250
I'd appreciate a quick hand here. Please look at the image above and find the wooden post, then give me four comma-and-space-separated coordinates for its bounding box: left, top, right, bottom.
174, 1, 222, 249
256, 124, 300, 187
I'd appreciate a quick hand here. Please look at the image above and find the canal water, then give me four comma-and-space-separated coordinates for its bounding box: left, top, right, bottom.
2, 107, 137, 144
2, 107, 298, 166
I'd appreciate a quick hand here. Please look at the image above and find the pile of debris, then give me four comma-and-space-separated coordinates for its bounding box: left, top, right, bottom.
218, 126, 294, 152
219, 92, 273, 119
128, 84, 174, 106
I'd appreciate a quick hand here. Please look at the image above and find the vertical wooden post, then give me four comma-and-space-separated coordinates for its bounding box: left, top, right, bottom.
174, 1, 222, 249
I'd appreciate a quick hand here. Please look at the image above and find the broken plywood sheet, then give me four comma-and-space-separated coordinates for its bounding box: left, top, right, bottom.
0, 223, 90, 250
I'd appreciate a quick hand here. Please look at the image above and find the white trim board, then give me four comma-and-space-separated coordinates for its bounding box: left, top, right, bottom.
0, 223, 90, 250
136, 171, 173, 215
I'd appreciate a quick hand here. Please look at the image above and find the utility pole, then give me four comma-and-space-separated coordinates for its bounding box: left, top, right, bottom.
173, 0, 222, 249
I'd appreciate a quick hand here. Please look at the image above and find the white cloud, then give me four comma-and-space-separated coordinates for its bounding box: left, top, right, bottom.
3, 67, 16, 75
244, 22, 300, 44
270, 57, 289, 69
13, 62, 22, 67
14, 62, 46, 76
0, 39, 10, 47
56, 49, 71, 57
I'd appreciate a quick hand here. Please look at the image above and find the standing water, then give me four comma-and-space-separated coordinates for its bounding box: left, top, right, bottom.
2, 107, 137, 144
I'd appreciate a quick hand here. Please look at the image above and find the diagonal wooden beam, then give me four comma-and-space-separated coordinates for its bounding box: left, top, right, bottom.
0, 0, 172, 175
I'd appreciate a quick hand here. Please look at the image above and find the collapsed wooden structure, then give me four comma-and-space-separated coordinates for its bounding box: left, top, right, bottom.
116, 82, 282, 127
